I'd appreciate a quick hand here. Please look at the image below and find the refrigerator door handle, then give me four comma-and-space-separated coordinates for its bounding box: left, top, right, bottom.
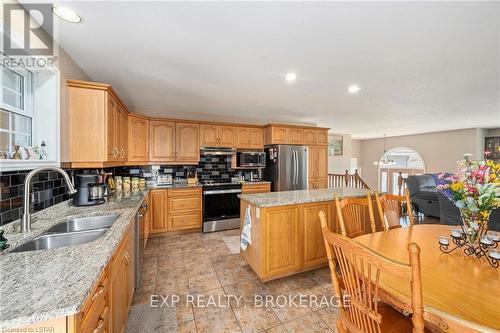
292, 150, 296, 185
294, 150, 298, 185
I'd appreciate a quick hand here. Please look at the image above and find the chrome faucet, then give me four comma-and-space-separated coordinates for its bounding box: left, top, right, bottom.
21, 167, 77, 233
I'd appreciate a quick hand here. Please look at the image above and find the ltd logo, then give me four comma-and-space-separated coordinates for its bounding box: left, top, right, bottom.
3, 3, 53, 55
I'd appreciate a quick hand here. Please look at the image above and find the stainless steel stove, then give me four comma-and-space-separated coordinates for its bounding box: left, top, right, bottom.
202, 180, 242, 232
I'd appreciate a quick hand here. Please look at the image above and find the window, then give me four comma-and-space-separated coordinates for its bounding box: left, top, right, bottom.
0, 62, 33, 155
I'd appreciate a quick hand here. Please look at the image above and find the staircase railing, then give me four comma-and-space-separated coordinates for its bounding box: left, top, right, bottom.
328, 169, 370, 189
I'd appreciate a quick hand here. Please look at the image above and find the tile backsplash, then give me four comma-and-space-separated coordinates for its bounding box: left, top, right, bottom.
0, 169, 72, 226
0, 154, 257, 226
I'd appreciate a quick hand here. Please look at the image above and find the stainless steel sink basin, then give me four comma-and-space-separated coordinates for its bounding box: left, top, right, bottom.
46, 215, 119, 233
11, 229, 109, 253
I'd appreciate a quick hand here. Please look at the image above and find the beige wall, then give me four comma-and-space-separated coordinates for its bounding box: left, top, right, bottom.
359, 128, 487, 190
328, 133, 362, 174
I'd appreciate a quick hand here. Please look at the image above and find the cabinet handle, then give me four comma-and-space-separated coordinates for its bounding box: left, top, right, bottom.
91, 285, 105, 301
121, 149, 125, 158
93, 317, 105, 333
112, 147, 117, 157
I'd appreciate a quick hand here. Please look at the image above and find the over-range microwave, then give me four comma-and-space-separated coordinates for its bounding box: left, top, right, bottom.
237, 151, 266, 168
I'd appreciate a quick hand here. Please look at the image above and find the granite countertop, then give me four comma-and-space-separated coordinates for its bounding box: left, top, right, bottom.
0, 191, 147, 330
238, 187, 374, 208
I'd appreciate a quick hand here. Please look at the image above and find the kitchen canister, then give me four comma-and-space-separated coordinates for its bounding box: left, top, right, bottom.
114, 176, 123, 192
123, 177, 131, 193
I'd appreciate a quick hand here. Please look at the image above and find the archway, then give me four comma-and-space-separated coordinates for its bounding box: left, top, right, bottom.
378, 147, 426, 194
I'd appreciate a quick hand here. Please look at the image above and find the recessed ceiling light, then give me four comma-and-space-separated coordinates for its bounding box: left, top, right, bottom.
285, 72, 298, 82
52, 6, 82, 23
348, 85, 361, 94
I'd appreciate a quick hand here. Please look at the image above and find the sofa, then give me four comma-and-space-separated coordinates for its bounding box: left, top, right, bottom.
405, 174, 440, 218
405, 174, 500, 231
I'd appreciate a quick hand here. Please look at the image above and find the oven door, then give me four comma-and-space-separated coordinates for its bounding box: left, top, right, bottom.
203, 189, 241, 232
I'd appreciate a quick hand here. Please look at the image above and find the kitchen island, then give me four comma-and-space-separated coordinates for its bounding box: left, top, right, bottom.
238, 187, 383, 281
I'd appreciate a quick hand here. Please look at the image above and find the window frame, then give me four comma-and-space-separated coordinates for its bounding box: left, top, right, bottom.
0, 54, 35, 155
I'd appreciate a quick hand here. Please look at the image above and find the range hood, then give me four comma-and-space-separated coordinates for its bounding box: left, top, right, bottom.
201, 147, 237, 155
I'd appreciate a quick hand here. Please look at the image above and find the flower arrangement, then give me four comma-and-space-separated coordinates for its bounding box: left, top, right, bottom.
437, 154, 500, 243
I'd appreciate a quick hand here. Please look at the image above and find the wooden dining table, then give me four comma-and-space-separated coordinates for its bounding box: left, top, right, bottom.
354, 224, 500, 333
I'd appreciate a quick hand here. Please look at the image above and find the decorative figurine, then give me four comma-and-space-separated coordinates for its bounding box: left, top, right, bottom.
11, 145, 21, 159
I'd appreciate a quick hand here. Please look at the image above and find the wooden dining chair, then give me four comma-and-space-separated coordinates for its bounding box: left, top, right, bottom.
319, 211, 426, 333
334, 194, 377, 238
375, 189, 414, 231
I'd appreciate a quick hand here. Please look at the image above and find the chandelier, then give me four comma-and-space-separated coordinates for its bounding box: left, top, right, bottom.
373, 134, 396, 166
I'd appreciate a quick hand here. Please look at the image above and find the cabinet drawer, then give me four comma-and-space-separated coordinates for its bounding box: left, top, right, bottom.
169, 196, 202, 212
242, 183, 271, 194
81, 305, 108, 333
168, 188, 202, 197
169, 212, 202, 231
79, 269, 108, 326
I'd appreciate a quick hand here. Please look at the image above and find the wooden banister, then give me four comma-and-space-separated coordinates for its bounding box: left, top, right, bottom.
328, 169, 370, 189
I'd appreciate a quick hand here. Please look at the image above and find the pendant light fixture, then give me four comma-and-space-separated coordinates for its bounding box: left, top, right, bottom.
373, 134, 396, 166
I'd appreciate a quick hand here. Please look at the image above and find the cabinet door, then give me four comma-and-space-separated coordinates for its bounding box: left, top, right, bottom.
110, 253, 125, 333
264, 206, 301, 276
149, 121, 175, 162
124, 232, 135, 308
308, 146, 317, 178
272, 127, 289, 144
250, 128, 264, 148
315, 179, 328, 189
176, 122, 199, 163
289, 128, 303, 144
119, 106, 128, 160
317, 130, 328, 145
218, 126, 235, 147
303, 129, 317, 145
150, 190, 167, 233
200, 124, 219, 146
106, 97, 118, 161
316, 145, 328, 179
235, 127, 251, 148
302, 203, 331, 268
128, 115, 149, 162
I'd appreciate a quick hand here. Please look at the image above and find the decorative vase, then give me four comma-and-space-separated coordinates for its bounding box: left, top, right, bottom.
460, 209, 491, 244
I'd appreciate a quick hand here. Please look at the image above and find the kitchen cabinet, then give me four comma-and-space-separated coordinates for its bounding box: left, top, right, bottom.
167, 188, 202, 231
242, 183, 271, 194
235, 127, 264, 149
128, 114, 149, 162
302, 202, 331, 268
149, 121, 199, 164
76, 268, 109, 333
149, 189, 168, 234
264, 125, 329, 146
109, 226, 133, 333
175, 122, 200, 163
201, 124, 235, 147
308, 145, 328, 189
149, 120, 176, 163
65, 80, 129, 167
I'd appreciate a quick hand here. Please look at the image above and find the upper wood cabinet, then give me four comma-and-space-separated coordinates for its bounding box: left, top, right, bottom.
308, 145, 328, 189
201, 124, 235, 148
264, 125, 329, 146
175, 122, 200, 163
236, 127, 264, 149
128, 114, 149, 162
149, 120, 199, 164
65, 80, 129, 167
149, 120, 176, 162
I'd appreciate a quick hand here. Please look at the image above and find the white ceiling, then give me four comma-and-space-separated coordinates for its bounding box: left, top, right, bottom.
52, 1, 500, 139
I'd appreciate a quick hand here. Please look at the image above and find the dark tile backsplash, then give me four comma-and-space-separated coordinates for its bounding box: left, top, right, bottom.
0, 169, 72, 226
0, 154, 257, 226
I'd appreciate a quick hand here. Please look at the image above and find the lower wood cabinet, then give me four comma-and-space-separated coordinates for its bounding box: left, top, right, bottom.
241, 200, 335, 281
149, 187, 202, 235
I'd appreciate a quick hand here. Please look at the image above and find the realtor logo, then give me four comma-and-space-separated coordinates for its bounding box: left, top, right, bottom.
3, 3, 53, 56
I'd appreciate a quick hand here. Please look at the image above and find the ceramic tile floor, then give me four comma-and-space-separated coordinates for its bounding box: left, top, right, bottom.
132, 229, 340, 333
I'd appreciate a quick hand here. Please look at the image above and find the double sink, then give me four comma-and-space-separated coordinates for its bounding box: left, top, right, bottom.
11, 215, 119, 253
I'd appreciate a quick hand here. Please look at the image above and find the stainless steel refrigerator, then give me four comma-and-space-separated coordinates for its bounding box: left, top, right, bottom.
263, 145, 308, 191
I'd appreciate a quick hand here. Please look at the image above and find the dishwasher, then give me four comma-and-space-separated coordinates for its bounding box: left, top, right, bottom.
135, 201, 148, 289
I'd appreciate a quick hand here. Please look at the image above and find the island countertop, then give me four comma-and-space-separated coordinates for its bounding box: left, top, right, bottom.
238, 187, 374, 208
0, 191, 147, 330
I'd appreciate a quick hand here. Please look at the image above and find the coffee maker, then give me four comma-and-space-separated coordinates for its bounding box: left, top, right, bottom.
73, 174, 107, 206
